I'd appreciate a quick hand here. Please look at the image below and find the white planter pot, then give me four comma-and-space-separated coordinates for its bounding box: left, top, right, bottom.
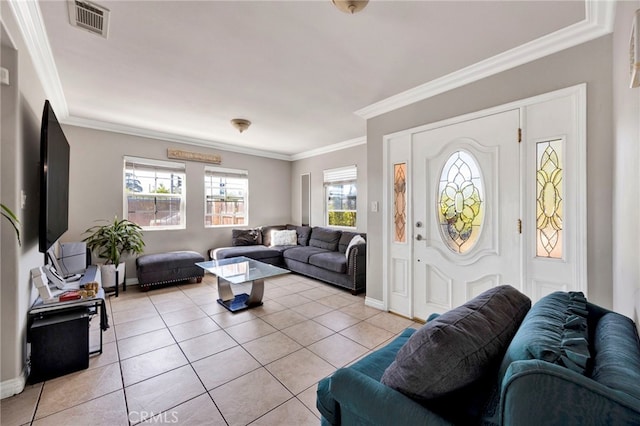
100, 262, 125, 288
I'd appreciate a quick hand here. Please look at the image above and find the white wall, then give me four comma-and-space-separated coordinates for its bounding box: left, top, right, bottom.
60, 125, 292, 278
290, 144, 367, 232
366, 36, 614, 308
1, 7, 49, 394
612, 1, 640, 323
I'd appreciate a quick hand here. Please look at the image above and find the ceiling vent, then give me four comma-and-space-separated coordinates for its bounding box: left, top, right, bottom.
67, 0, 110, 38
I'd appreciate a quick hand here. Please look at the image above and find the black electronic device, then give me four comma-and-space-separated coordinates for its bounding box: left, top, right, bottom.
29, 311, 89, 382
38, 100, 70, 253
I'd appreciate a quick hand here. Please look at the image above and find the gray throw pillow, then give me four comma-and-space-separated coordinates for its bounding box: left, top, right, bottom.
381, 285, 531, 400
232, 229, 261, 246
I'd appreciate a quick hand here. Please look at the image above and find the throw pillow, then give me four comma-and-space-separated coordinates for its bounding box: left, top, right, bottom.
345, 235, 365, 259
270, 229, 297, 247
232, 228, 261, 246
381, 285, 531, 401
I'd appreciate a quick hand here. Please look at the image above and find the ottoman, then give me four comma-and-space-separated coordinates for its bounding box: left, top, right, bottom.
136, 251, 205, 290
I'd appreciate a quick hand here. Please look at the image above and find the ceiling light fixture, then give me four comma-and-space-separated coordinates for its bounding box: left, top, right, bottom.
332, 0, 369, 14
230, 118, 251, 133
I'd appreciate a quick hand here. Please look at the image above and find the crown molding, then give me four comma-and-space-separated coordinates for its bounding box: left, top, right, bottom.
11, 0, 614, 160
8, 0, 361, 162
355, 0, 616, 119
62, 116, 292, 161
8, 0, 68, 117
290, 136, 367, 161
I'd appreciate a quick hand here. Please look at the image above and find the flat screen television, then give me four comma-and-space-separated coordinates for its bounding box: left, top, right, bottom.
39, 100, 70, 253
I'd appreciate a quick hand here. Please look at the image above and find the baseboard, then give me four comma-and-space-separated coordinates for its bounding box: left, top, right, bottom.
0, 368, 27, 399
125, 277, 138, 286
365, 296, 385, 311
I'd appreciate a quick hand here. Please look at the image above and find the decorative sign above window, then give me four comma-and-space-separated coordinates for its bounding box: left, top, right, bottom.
167, 149, 221, 164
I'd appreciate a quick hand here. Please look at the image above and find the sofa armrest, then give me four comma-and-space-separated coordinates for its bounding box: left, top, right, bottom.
347, 243, 366, 276
501, 360, 640, 425
329, 368, 452, 426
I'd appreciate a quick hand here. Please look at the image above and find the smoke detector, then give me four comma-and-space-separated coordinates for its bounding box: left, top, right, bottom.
67, 0, 110, 38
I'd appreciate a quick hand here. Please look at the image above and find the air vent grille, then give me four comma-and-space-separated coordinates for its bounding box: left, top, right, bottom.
68, 0, 110, 38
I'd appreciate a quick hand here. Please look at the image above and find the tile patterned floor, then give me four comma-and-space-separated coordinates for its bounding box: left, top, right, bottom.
1, 274, 420, 426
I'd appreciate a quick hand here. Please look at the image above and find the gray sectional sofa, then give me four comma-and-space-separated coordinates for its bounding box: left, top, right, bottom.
209, 225, 366, 294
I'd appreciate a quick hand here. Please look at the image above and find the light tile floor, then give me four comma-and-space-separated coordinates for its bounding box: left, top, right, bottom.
1, 273, 420, 426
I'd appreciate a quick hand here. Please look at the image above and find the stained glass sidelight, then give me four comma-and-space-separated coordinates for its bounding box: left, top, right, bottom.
437, 151, 484, 253
394, 163, 407, 243
536, 140, 563, 258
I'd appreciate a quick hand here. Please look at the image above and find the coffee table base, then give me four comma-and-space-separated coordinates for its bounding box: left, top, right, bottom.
217, 294, 263, 312
217, 277, 265, 313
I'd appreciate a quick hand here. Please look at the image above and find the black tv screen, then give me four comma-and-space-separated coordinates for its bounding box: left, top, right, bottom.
39, 100, 70, 253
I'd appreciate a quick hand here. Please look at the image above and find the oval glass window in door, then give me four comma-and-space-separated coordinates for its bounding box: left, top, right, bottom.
437, 150, 485, 253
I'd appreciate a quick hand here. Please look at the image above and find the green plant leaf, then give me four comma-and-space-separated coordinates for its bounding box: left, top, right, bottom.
1, 203, 21, 246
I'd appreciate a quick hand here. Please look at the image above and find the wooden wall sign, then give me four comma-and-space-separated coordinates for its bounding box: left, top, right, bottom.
167, 149, 221, 164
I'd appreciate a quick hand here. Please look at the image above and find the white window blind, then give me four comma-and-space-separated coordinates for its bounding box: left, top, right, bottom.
324, 165, 357, 183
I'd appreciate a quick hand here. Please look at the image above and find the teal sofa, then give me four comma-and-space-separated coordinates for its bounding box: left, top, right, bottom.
317, 290, 640, 425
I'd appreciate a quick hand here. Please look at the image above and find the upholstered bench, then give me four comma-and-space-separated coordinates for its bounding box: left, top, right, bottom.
136, 251, 205, 291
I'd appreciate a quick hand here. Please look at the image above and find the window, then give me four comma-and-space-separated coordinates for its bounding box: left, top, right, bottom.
324, 165, 357, 228
124, 157, 186, 230
205, 167, 248, 227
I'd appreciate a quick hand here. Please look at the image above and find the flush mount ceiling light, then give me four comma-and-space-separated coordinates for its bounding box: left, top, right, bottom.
230, 118, 251, 133
332, 0, 369, 14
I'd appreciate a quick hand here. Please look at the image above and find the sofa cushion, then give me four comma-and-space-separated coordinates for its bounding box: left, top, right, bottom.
286, 224, 312, 246
282, 246, 328, 263
308, 252, 347, 274
270, 229, 297, 246
381, 285, 531, 400
591, 312, 640, 400
498, 291, 591, 380
309, 227, 342, 251
213, 245, 282, 261
232, 228, 261, 246
259, 225, 285, 247
338, 231, 364, 253
317, 328, 416, 425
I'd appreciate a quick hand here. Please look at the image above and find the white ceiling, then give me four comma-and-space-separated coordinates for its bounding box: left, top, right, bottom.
27, 1, 595, 158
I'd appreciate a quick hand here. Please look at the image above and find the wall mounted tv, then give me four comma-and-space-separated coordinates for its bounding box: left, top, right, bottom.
39, 100, 70, 253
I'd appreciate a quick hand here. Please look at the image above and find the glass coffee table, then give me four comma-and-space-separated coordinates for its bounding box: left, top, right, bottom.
196, 257, 289, 313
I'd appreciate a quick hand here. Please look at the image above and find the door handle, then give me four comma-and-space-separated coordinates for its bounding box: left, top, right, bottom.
415, 234, 423, 241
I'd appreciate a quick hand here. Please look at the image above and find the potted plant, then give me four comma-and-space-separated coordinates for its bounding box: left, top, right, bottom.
1, 203, 21, 246
82, 216, 145, 288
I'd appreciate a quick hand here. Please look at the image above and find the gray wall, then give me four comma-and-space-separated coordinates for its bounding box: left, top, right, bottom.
612, 1, 640, 322
60, 125, 292, 277
1, 9, 49, 387
290, 144, 367, 232
366, 36, 614, 307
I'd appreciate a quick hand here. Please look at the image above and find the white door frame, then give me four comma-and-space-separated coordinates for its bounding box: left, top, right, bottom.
381, 84, 586, 314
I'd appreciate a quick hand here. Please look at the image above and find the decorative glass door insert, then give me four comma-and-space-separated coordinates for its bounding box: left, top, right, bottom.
437, 150, 485, 254
536, 139, 563, 258
394, 163, 407, 243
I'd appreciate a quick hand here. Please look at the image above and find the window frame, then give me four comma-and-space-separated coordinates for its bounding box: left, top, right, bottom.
123, 156, 187, 231
323, 165, 357, 229
204, 166, 249, 228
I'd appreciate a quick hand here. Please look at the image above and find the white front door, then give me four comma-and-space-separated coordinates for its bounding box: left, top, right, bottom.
383, 85, 587, 321
411, 110, 521, 320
